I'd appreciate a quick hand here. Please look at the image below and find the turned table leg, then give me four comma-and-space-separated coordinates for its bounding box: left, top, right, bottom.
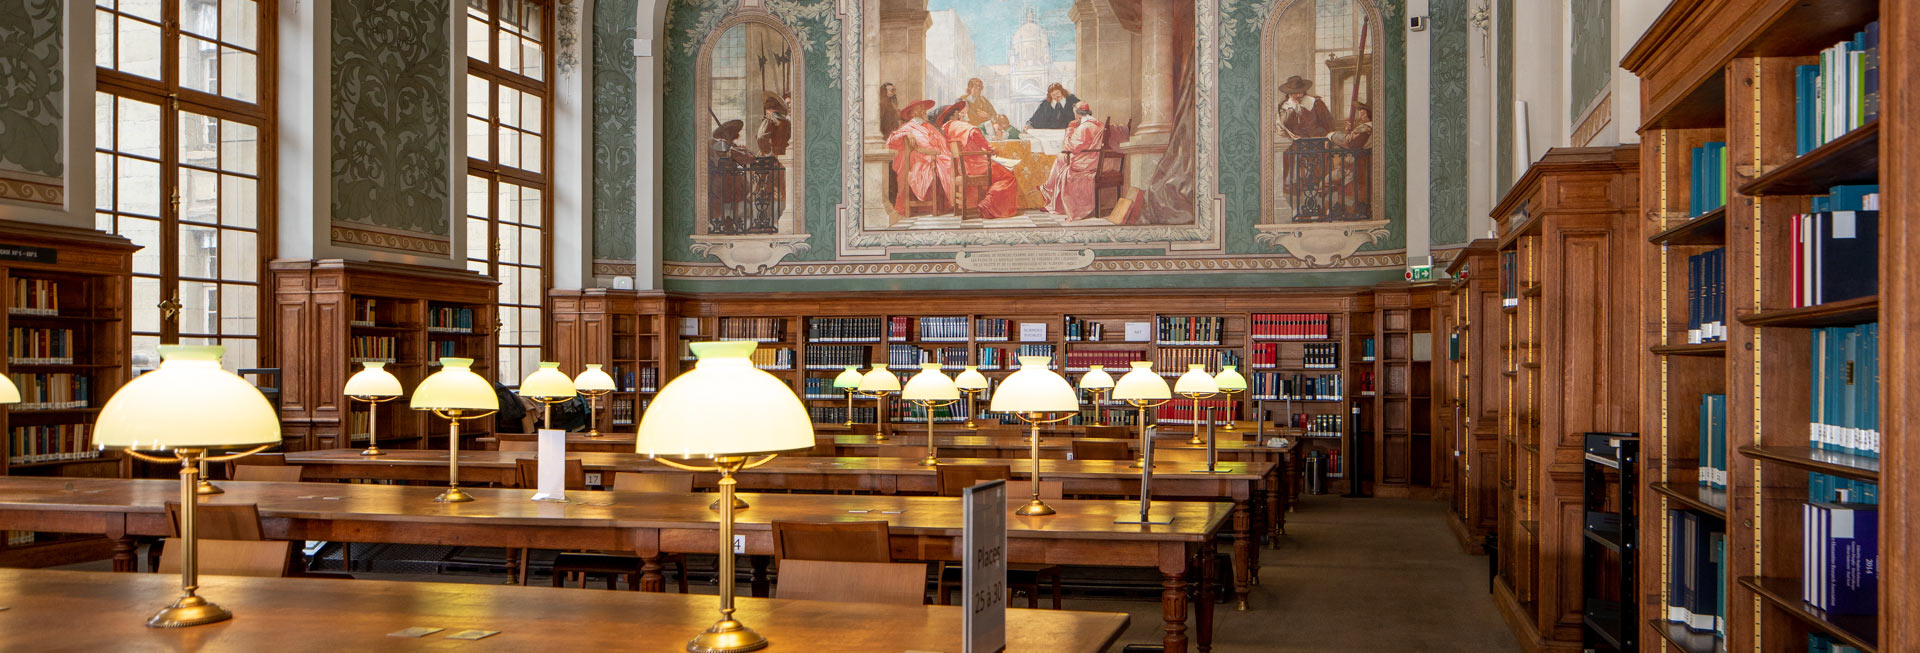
749, 555, 771, 598
1195, 547, 1216, 653
639, 554, 665, 592
111, 536, 137, 573
1231, 500, 1252, 610
1160, 568, 1190, 653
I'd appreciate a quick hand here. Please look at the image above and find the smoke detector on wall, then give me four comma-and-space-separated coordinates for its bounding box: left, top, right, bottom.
1409, 16, 1429, 32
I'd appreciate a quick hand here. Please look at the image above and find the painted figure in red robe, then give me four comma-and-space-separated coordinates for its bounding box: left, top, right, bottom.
1040, 101, 1105, 221
885, 99, 952, 216
938, 101, 1020, 220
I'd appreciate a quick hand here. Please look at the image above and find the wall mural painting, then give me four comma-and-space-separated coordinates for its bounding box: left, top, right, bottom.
691, 16, 812, 275
1254, 0, 1389, 267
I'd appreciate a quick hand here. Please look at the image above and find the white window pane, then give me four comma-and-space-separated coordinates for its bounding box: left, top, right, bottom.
497, 125, 519, 169
497, 347, 518, 385
221, 229, 257, 282
467, 16, 490, 63
179, 168, 219, 225
221, 0, 257, 50
121, 217, 162, 275
132, 335, 162, 375
178, 223, 219, 279
220, 284, 257, 336
182, 0, 218, 39
466, 217, 489, 261
178, 279, 216, 335
95, 92, 114, 149
179, 113, 218, 168
467, 117, 490, 161
519, 347, 541, 383
220, 121, 257, 174
497, 86, 520, 129
179, 36, 219, 95
518, 265, 541, 306
118, 17, 162, 79
220, 338, 258, 370
220, 48, 257, 103
466, 175, 491, 219
118, 96, 161, 158
496, 265, 519, 305
466, 75, 490, 118
221, 174, 257, 228
520, 226, 542, 267
519, 38, 543, 81
95, 153, 114, 211
117, 157, 161, 216
521, 91, 542, 134
520, 132, 541, 174
131, 278, 161, 333
95, 9, 115, 68
497, 222, 520, 265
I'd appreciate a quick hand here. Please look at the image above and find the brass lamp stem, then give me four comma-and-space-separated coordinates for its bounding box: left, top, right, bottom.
431, 408, 494, 503
1090, 388, 1107, 426
914, 398, 958, 466
651, 454, 779, 653
194, 456, 222, 495
1220, 389, 1240, 431
844, 389, 856, 427
1012, 411, 1073, 517
120, 443, 266, 628
580, 389, 609, 437
962, 389, 980, 429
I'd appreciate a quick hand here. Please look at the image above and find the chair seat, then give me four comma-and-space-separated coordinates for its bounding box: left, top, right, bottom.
938, 561, 1063, 609
551, 552, 689, 592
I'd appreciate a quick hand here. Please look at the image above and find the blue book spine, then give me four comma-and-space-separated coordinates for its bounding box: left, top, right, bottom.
1828, 184, 1879, 212
1865, 22, 1880, 122
1688, 253, 1702, 344
1691, 147, 1705, 217
1797, 65, 1821, 155
1669, 510, 1688, 623
1822, 503, 1879, 615
1712, 394, 1727, 490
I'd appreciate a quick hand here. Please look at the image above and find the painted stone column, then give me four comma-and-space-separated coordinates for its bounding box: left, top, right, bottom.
1130, 0, 1176, 147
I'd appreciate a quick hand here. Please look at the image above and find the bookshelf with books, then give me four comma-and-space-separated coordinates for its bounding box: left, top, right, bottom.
1442, 240, 1502, 551
0, 221, 137, 567
271, 260, 497, 452
1364, 282, 1442, 497
1624, 2, 1909, 650
549, 289, 675, 433
1490, 146, 1643, 651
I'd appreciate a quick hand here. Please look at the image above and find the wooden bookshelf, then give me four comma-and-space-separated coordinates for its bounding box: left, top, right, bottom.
1366, 282, 1442, 497
1442, 240, 1501, 550
270, 260, 498, 451
549, 290, 673, 433
1490, 146, 1642, 651
0, 221, 137, 567
1623, 1, 1908, 650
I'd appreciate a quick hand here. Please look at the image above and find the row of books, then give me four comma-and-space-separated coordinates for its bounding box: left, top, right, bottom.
1688, 142, 1728, 217
1810, 324, 1880, 504
808, 405, 877, 424
894, 316, 969, 342
802, 345, 872, 370
1151, 399, 1240, 425
350, 298, 378, 326
426, 306, 476, 332
891, 401, 966, 423
974, 318, 1012, 341
1808, 635, 1869, 653
430, 339, 460, 359
8, 327, 75, 364
1686, 248, 1726, 344
1251, 342, 1339, 369
1791, 190, 1879, 309
1796, 22, 1879, 155
803, 377, 844, 399
1062, 315, 1104, 342
1499, 251, 1520, 307
1152, 348, 1241, 375
1284, 413, 1343, 436
1249, 313, 1331, 340
1802, 502, 1878, 615
8, 424, 98, 465
1069, 408, 1138, 427
807, 318, 883, 342
749, 347, 795, 370
1062, 350, 1144, 373
1155, 316, 1228, 345
721, 317, 788, 342
608, 365, 657, 392
1002, 345, 1056, 369
5, 531, 34, 546
886, 345, 971, 370
1358, 337, 1375, 360
346, 410, 372, 442
1249, 372, 1342, 401
4, 373, 92, 410
9, 278, 59, 315
350, 336, 398, 362
609, 397, 649, 426
1696, 394, 1727, 490
1666, 509, 1726, 636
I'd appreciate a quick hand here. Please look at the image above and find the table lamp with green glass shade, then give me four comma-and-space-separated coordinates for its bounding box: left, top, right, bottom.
573, 364, 617, 436
92, 345, 278, 628
953, 365, 989, 429
901, 363, 959, 466
344, 361, 403, 456
1214, 364, 1247, 431
637, 341, 814, 653
988, 355, 1079, 516
1112, 360, 1173, 524
1077, 364, 1116, 427
411, 357, 500, 503
832, 365, 863, 426
1174, 363, 1220, 445
520, 361, 577, 429
857, 364, 901, 441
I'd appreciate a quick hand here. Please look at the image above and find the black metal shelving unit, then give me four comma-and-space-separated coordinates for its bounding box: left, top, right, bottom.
1582, 432, 1639, 652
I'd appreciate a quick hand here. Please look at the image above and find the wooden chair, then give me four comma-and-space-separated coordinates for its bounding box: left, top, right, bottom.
499, 440, 539, 452
614, 472, 694, 493
1094, 117, 1134, 216
157, 540, 294, 578
891, 146, 942, 218
231, 465, 305, 482
225, 453, 287, 480
1082, 425, 1133, 439
932, 465, 1063, 609
950, 140, 995, 219
513, 458, 587, 490
1071, 439, 1131, 461
775, 560, 926, 606
936, 464, 1012, 497
771, 520, 893, 563
549, 471, 693, 591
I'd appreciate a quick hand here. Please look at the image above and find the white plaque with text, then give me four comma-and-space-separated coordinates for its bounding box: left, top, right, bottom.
1018, 322, 1048, 342
954, 249, 1095, 273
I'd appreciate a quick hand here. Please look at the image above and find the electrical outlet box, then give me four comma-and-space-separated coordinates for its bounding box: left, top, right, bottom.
733, 534, 746, 554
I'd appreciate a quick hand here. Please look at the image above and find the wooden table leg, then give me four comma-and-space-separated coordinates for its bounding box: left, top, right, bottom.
1195, 547, 1215, 653
111, 536, 137, 573
749, 555, 771, 598
639, 554, 664, 592
1161, 569, 1190, 653
1231, 500, 1252, 610
1268, 467, 1286, 541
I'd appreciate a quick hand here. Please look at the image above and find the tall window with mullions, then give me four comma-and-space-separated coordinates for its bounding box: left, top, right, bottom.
464, 0, 551, 385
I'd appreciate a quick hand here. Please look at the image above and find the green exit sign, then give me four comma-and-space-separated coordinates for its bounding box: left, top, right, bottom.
1407, 265, 1433, 282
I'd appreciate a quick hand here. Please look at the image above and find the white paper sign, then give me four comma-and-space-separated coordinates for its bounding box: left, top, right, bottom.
531, 429, 567, 502
963, 480, 1007, 653
1124, 322, 1151, 342
1018, 323, 1048, 342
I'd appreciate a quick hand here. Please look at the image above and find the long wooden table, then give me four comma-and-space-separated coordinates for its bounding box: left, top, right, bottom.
284, 450, 1270, 608
0, 568, 1129, 651
0, 477, 1226, 652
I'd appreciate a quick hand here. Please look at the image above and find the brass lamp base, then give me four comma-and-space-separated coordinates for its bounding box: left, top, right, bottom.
1014, 498, 1057, 516
872, 432, 892, 442
1130, 455, 1147, 469
147, 594, 232, 628
435, 487, 476, 503
195, 479, 223, 495
686, 618, 769, 653
360, 446, 385, 456
1187, 434, 1205, 445
709, 495, 750, 510
917, 455, 939, 466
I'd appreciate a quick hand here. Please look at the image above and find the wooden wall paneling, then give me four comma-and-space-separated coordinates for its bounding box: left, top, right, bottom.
1881, 2, 1916, 650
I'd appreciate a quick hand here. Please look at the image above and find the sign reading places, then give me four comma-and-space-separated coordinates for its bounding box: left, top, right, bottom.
0, 244, 55, 264
954, 248, 1095, 273
963, 479, 1007, 653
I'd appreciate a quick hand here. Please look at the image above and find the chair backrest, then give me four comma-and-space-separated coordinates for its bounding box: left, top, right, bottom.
847, 423, 879, 436
1154, 447, 1209, 463
157, 539, 293, 578
874, 444, 922, 459
1006, 480, 1064, 500
232, 465, 305, 482
614, 471, 694, 493
514, 458, 587, 490
1082, 425, 1133, 439
936, 464, 1012, 497
771, 520, 893, 563
499, 440, 539, 452
775, 560, 925, 606
165, 502, 265, 540
1071, 439, 1131, 461
226, 453, 286, 479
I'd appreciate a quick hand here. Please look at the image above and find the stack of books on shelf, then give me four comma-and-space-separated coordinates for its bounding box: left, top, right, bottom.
1155, 316, 1227, 345
346, 410, 371, 442
1687, 249, 1726, 344
976, 346, 1009, 370
1802, 502, 1878, 621
5, 373, 91, 410
807, 317, 883, 342
1152, 399, 1239, 425
1359, 337, 1376, 361
429, 339, 458, 358
1355, 370, 1376, 395
7, 327, 75, 364
610, 397, 650, 426
719, 317, 787, 342
8, 424, 96, 464
1284, 413, 1343, 436
974, 318, 1010, 341
914, 316, 969, 342
1249, 313, 1330, 340
1810, 324, 1880, 503
1689, 142, 1728, 217
8, 278, 58, 316
749, 347, 795, 370
427, 306, 476, 333
350, 299, 378, 326
1697, 393, 1727, 491
936, 347, 969, 369
886, 345, 931, 369
1013, 344, 1056, 365
1062, 315, 1104, 341
802, 345, 871, 370
1071, 408, 1137, 427
1250, 372, 1341, 401
1790, 186, 1880, 309
679, 317, 702, 336
1500, 252, 1519, 308
895, 401, 964, 423
1063, 350, 1143, 372
803, 377, 843, 399
1304, 343, 1339, 369
608, 366, 657, 393
350, 335, 397, 363
1666, 509, 1726, 638
1152, 348, 1240, 374
1796, 21, 1880, 155
809, 405, 877, 424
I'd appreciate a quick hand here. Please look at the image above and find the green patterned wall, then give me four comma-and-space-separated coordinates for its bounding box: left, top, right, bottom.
0, 0, 64, 179
1427, 0, 1467, 245
1569, 0, 1612, 121
330, 0, 450, 237
1495, 0, 1513, 197
593, 0, 638, 261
